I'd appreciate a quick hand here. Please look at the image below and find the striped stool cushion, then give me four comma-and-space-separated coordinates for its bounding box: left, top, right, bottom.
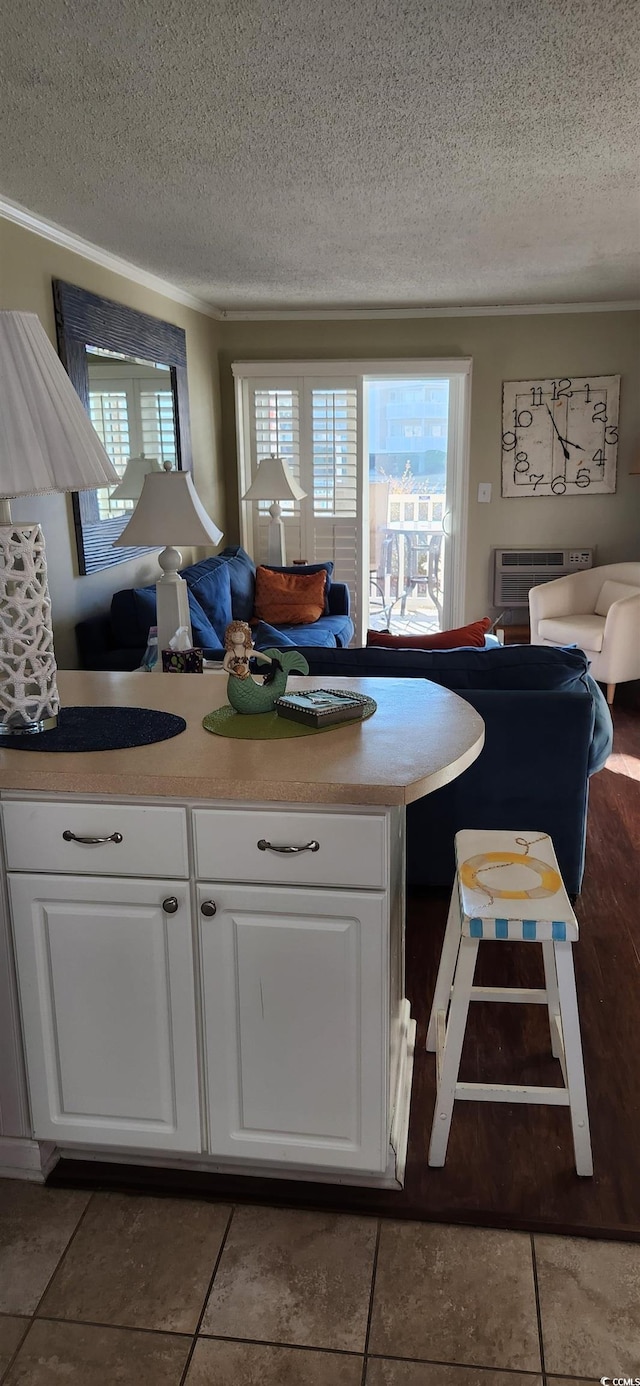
455, 828, 578, 943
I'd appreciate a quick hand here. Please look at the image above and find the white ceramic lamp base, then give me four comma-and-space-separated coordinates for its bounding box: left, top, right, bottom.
267, 502, 287, 565
0, 523, 59, 733
153, 545, 194, 671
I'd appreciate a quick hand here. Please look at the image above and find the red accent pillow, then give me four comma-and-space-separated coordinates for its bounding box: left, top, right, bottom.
366, 618, 492, 650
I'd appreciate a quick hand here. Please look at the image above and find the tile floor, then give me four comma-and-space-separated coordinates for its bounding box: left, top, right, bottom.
0, 1179, 638, 1384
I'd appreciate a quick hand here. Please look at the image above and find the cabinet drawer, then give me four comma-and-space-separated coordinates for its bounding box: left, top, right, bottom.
2, 800, 189, 878
193, 807, 388, 888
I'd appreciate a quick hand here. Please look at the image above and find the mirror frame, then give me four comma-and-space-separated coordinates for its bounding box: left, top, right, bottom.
53, 279, 192, 575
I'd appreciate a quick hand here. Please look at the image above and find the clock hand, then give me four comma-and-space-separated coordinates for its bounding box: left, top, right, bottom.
544, 405, 585, 452
546, 404, 571, 461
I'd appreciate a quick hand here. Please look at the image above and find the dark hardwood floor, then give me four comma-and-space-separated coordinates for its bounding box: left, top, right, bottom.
50, 682, 640, 1240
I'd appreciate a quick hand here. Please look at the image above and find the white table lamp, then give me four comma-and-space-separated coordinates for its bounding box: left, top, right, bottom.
113, 465, 223, 661
110, 453, 163, 504
242, 454, 306, 565
0, 311, 119, 735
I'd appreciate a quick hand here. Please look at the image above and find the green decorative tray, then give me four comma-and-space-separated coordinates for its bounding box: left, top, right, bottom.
203, 695, 377, 740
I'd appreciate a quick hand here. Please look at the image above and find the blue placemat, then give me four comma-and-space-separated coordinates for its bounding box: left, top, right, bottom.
0, 706, 186, 752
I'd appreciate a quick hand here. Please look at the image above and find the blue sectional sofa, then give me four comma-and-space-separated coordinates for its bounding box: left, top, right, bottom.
262, 642, 613, 896
75, 545, 354, 671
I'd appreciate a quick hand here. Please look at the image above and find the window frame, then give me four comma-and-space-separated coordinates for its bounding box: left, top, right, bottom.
233, 358, 472, 634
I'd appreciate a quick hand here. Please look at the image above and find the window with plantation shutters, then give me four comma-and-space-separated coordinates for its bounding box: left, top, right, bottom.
140, 390, 177, 469
88, 391, 132, 519
251, 387, 301, 516
311, 388, 357, 517
86, 354, 178, 518
236, 372, 363, 634
233, 358, 472, 643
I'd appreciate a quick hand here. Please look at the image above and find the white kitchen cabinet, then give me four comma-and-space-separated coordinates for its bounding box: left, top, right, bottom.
198, 881, 388, 1173
8, 874, 201, 1153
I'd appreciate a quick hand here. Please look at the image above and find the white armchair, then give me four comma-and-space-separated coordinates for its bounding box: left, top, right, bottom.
529, 561, 640, 705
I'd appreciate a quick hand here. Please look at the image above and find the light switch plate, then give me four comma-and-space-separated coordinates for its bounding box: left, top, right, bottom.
478, 483, 492, 503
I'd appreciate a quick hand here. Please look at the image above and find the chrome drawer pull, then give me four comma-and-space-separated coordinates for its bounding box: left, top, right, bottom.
62, 830, 123, 845
257, 838, 320, 855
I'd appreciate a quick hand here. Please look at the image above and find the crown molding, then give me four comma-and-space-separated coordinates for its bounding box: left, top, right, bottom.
221, 300, 640, 320
2, 197, 637, 323
0, 196, 222, 319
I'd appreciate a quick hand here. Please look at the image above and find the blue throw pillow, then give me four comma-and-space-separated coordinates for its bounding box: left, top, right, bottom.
218, 545, 256, 621
183, 561, 233, 646
262, 561, 333, 614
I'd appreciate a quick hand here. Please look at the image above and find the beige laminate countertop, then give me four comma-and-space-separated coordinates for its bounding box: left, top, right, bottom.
0, 671, 485, 806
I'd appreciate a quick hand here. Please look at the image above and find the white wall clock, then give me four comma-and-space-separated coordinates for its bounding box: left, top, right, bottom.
501, 375, 620, 497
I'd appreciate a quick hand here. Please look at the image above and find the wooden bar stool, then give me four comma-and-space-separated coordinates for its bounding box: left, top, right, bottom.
427, 829, 593, 1176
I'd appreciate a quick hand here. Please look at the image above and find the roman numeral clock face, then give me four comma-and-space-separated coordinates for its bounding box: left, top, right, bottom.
501, 376, 620, 496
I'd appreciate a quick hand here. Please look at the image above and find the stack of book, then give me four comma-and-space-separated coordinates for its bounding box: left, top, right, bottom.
275, 688, 368, 728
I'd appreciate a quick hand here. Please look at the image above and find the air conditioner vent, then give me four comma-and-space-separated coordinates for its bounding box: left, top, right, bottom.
502, 551, 564, 567
493, 547, 594, 607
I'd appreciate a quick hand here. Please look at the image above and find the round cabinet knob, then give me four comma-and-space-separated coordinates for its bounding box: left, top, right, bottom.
162, 896, 179, 914
200, 900, 217, 917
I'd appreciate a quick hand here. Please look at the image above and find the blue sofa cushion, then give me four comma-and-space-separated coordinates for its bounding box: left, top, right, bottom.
263, 561, 333, 613
111, 585, 223, 653
182, 545, 256, 624
251, 621, 296, 650
181, 561, 233, 646
261, 615, 354, 648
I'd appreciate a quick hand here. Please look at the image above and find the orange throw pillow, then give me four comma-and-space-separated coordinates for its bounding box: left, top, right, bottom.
367, 618, 491, 650
254, 566, 327, 626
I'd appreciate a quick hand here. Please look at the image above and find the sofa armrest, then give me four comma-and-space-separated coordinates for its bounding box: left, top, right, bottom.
75, 615, 114, 670
584, 675, 613, 773
328, 582, 350, 616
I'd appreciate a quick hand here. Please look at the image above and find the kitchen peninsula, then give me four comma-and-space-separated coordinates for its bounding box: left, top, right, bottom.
0, 671, 484, 1190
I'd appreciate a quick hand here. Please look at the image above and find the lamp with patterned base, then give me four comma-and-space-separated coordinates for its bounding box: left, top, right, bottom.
0, 312, 119, 734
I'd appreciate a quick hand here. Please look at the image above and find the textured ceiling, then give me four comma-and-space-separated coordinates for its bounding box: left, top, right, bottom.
1, 0, 638, 310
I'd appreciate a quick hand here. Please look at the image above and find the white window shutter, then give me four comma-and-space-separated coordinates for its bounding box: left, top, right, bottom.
306, 383, 361, 634
247, 382, 303, 565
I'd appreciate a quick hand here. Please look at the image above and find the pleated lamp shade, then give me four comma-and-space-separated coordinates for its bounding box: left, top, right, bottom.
0, 311, 119, 735
0, 311, 119, 494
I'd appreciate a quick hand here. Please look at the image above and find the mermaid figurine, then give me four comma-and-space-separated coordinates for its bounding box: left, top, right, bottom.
222, 621, 309, 714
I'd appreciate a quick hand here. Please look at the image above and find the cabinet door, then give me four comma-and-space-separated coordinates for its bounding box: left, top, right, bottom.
198, 883, 388, 1173
9, 875, 200, 1152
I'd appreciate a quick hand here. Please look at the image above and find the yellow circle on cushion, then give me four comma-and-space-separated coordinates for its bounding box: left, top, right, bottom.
459, 851, 562, 900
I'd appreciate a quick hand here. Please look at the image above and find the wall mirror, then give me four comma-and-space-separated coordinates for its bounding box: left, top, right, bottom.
53, 280, 192, 574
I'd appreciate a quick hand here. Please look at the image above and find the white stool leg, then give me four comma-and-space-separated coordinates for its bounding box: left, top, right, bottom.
428, 935, 478, 1167
542, 940, 562, 1060
554, 940, 593, 1177
426, 886, 462, 1052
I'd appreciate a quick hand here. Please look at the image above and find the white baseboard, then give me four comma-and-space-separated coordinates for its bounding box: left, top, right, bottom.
0, 1137, 59, 1182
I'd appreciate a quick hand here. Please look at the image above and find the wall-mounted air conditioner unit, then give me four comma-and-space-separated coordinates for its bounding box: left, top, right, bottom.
493, 548, 594, 607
